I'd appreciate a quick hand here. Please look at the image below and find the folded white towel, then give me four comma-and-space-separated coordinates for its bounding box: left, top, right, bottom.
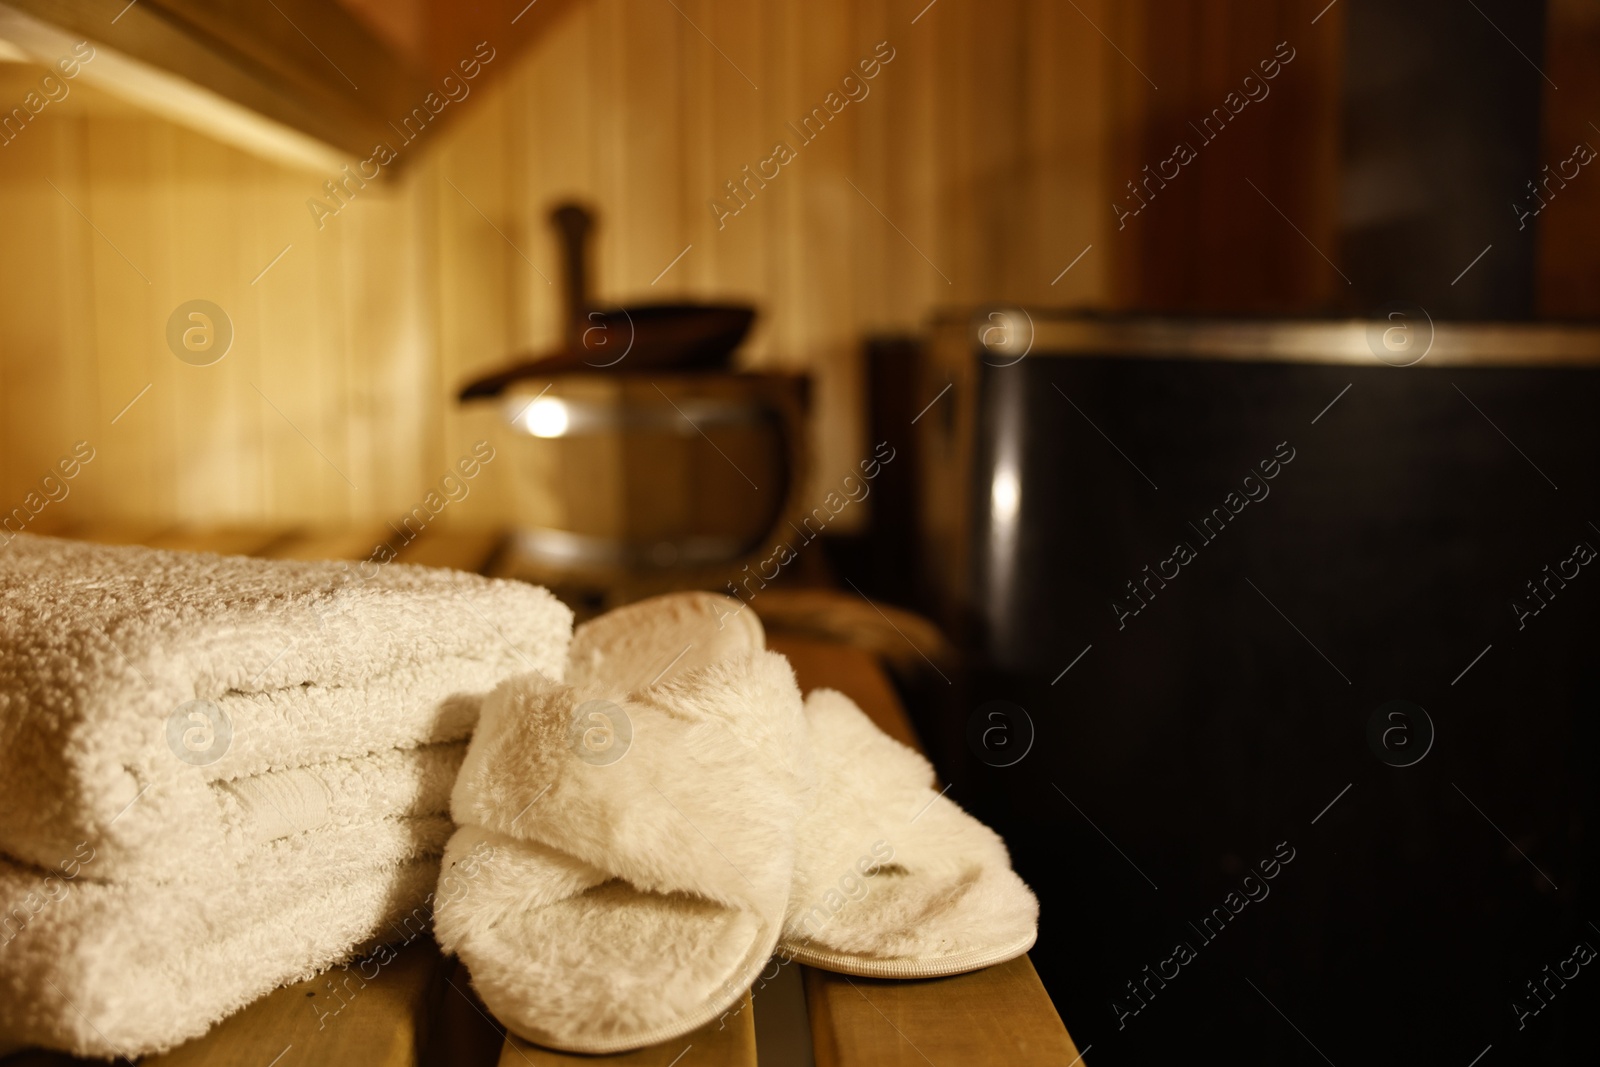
0, 534, 571, 881
216, 741, 465, 848
0, 816, 453, 1059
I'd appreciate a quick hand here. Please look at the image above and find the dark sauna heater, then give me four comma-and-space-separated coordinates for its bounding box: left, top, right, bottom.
913, 312, 1600, 1067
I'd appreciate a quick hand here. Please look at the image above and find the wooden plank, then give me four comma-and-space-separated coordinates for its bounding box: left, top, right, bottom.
55, 520, 180, 546
393, 528, 504, 574
1536, 0, 1600, 316
498, 992, 757, 1067
766, 634, 1084, 1067
0, 1049, 80, 1066
766, 633, 920, 751
145, 938, 450, 1067
142, 523, 302, 557
804, 956, 1083, 1067
423, 960, 512, 1067
52, 524, 500, 571
756, 590, 955, 684
257, 524, 394, 561
60, 523, 498, 574
76, 112, 161, 526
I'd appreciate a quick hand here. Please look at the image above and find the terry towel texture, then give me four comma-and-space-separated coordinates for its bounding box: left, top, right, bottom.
0, 817, 450, 1059
0, 533, 571, 880
0, 533, 573, 1058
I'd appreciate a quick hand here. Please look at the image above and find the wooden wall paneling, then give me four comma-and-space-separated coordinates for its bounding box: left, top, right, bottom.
760, 0, 804, 400
1298, 0, 1346, 308
1535, 0, 1600, 317
587, 0, 630, 293
413, 0, 586, 108
515, 1, 594, 353
695, 0, 766, 347
450, 12, 594, 534
614, 0, 683, 295
79, 114, 161, 520
994, 0, 1036, 301
1104, 0, 1345, 312
412, 157, 455, 528
338, 176, 430, 521
39, 111, 112, 526
144, 117, 184, 521
261, 152, 356, 523
947, 0, 980, 300
50, 112, 108, 527
788, 0, 864, 506
615, 0, 693, 543
497, 55, 534, 357
944, 0, 981, 300
0, 109, 69, 534
845, 0, 890, 339
163, 123, 252, 519
3, 0, 1125, 535
1102, 0, 1150, 308
251, 161, 309, 523
429, 79, 520, 531
234, 146, 286, 522
677, 0, 718, 302
334, 190, 372, 518
331, 192, 370, 523
882, 0, 937, 332
307, 197, 351, 523
1027, 0, 1110, 307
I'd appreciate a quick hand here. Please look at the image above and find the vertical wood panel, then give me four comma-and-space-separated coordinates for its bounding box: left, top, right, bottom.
1104, 0, 1346, 313
82, 113, 162, 520
1536, 0, 1600, 317
0, 1, 1117, 533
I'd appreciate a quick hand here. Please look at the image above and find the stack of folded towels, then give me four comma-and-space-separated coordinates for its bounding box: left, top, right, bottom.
0, 534, 571, 1059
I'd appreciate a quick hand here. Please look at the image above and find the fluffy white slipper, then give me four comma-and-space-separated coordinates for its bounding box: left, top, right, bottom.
592, 594, 1037, 978
434, 593, 811, 1053
776, 689, 1039, 977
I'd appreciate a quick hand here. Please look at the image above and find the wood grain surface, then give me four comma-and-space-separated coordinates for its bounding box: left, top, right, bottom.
804, 956, 1083, 1067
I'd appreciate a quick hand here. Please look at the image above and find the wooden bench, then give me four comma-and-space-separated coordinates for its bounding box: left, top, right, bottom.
7, 523, 1084, 1067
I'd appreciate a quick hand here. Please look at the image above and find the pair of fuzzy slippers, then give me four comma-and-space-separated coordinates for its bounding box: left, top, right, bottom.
434, 592, 1038, 1053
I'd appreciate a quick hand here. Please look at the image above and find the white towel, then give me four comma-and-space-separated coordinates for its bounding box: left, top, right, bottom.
0, 533, 571, 881
217, 742, 465, 847
0, 816, 454, 1059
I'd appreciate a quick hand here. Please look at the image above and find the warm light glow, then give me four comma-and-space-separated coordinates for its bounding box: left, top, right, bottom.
522, 397, 570, 438
991, 465, 1020, 524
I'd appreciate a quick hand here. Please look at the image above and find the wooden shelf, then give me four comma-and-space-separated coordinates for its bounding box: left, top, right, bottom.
8, 526, 1084, 1067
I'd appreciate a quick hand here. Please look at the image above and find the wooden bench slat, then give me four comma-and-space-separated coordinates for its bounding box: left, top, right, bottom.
764, 634, 922, 751
393, 529, 504, 574
422, 961, 513, 1067
145, 940, 450, 1067
766, 634, 1084, 1067
54, 521, 179, 546
497, 993, 757, 1067
141, 524, 303, 558
0, 1047, 83, 1065
256, 525, 394, 562
804, 957, 1083, 1067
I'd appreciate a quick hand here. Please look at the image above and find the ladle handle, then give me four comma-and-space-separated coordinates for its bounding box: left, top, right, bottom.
550, 202, 594, 353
